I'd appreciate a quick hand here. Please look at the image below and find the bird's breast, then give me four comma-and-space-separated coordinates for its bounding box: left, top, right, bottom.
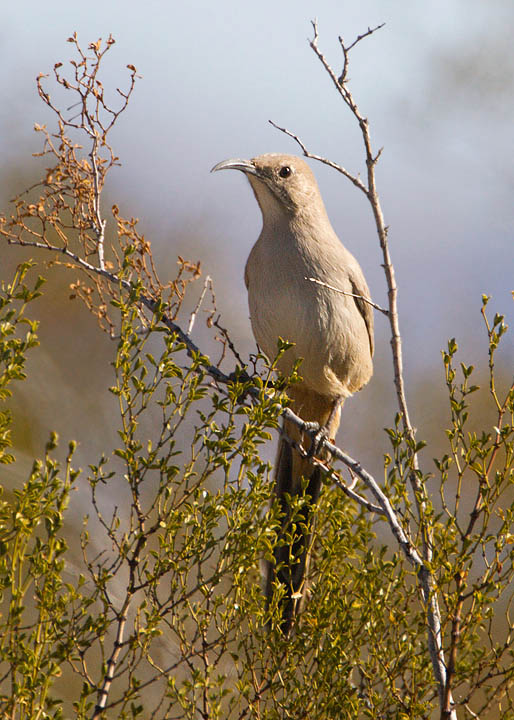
245, 231, 372, 398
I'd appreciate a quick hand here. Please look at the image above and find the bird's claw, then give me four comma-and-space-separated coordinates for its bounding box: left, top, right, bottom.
307, 425, 329, 458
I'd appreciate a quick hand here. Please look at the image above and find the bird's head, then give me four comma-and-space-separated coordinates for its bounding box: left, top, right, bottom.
211, 153, 324, 220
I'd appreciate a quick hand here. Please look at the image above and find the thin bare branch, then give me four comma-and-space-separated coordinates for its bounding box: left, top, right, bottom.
337, 23, 385, 85
345, 23, 386, 53
305, 276, 389, 315
268, 119, 367, 193
187, 274, 213, 335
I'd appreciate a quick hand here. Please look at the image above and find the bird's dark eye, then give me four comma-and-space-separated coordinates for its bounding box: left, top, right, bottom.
279, 166, 292, 178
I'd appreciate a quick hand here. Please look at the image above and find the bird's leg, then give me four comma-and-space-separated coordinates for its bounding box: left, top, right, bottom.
307, 395, 345, 458
325, 395, 345, 437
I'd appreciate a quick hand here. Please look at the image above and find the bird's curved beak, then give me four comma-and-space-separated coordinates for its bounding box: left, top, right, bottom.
210, 158, 257, 175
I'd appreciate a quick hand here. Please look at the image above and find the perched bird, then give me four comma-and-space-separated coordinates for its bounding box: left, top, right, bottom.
212, 154, 374, 631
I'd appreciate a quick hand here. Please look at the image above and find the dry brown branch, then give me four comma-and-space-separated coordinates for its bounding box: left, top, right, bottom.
1, 34, 202, 335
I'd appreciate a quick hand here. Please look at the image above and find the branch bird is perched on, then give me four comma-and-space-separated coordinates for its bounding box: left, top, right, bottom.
212, 153, 374, 631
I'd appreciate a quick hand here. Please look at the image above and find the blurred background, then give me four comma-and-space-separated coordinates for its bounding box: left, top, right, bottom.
1, 0, 512, 484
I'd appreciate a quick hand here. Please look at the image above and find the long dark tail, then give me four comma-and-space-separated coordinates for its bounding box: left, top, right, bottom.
265, 388, 342, 633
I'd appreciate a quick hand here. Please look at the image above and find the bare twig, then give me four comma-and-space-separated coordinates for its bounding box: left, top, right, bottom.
92, 603, 129, 719
212, 314, 248, 368
305, 276, 389, 315
338, 24, 385, 84
268, 120, 367, 193
187, 274, 213, 335
345, 23, 385, 53
90, 135, 107, 270
464, 704, 480, 719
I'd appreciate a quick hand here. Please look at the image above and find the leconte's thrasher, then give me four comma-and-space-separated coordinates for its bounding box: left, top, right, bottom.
212, 153, 374, 631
